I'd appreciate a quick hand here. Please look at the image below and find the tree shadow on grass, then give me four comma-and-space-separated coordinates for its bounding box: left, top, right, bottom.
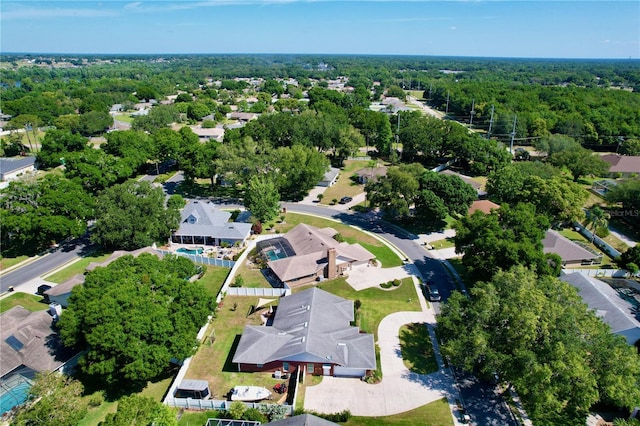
399, 322, 438, 375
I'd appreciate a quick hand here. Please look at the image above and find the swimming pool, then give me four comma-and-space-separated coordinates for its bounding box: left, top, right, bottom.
265, 248, 287, 261
177, 247, 204, 255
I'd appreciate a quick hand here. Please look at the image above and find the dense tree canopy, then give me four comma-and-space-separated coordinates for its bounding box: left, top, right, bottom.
243, 175, 281, 222
91, 181, 180, 250
454, 203, 560, 282
606, 179, 640, 212
100, 395, 177, 426
12, 373, 88, 426
58, 253, 213, 387
0, 175, 94, 254
438, 266, 640, 425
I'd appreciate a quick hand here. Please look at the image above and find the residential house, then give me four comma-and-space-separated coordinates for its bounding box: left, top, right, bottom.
0, 306, 76, 415
542, 230, 602, 266
560, 272, 640, 346
318, 167, 339, 187
171, 201, 252, 247
601, 154, 640, 177
467, 200, 500, 216
232, 287, 376, 378
355, 166, 387, 184
86, 247, 164, 272
43, 274, 84, 308
228, 112, 258, 122
440, 169, 484, 196
191, 127, 225, 143
258, 223, 375, 288
0, 157, 36, 182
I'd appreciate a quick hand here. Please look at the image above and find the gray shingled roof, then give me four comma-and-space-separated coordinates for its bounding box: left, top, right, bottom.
44, 274, 84, 297
266, 224, 374, 283
173, 201, 252, 240
560, 272, 640, 345
233, 287, 376, 370
266, 414, 338, 426
0, 156, 35, 175
0, 307, 72, 377
542, 230, 601, 264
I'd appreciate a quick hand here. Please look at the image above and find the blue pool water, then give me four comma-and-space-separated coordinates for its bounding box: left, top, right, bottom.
177, 247, 204, 255
1, 376, 32, 415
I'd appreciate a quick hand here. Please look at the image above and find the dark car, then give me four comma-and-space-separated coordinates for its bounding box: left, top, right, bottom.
36, 284, 52, 295
339, 196, 353, 204
425, 282, 441, 302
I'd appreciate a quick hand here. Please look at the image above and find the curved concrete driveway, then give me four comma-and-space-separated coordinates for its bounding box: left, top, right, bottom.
304, 293, 458, 416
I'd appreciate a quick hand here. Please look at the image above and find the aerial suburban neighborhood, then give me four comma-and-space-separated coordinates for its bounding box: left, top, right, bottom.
0, 50, 639, 426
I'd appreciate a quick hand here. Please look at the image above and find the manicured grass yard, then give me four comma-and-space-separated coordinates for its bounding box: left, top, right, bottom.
319, 159, 371, 204
44, 252, 112, 283
275, 213, 403, 268
428, 238, 456, 250
0, 255, 29, 271
343, 398, 453, 426
199, 266, 230, 298
0, 292, 48, 314
315, 277, 420, 339
399, 323, 438, 375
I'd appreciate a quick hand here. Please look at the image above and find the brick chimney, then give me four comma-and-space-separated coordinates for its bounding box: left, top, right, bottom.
326, 248, 337, 280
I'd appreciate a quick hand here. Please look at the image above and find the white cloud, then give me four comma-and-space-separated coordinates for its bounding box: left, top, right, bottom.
449, 26, 457, 30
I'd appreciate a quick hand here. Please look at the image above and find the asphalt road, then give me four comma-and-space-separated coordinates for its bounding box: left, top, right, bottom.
0, 236, 96, 293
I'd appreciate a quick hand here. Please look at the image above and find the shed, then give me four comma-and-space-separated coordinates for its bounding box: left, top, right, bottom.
174, 379, 211, 399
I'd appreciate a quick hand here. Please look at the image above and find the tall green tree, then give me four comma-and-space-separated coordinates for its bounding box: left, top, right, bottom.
454, 203, 558, 282
12, 373, 88, 426
0, 175, 94, 254
438, 266, 640, 425
91, 181, 179, 250
58, 253, 213, 387
606, 179, 640, 212
585, 205, 610, 242
100, 395, 177, 426
243, 175, 281, 222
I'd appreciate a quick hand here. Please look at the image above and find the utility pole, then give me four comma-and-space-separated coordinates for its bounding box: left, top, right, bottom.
469, 98, 475, 126
428, 82, 433, 101
487, 105, 494, 140
396, 113, 401, 159
445, 91, 450, 115
509, 115, 517, 155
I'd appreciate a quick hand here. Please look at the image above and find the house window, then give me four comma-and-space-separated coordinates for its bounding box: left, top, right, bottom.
282, 362, 289, 372
307, 363, 314, 373
257, 364, 263, 368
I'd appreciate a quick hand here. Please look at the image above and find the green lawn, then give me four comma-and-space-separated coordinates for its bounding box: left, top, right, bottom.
77, 399, 118, 426
319, 159, 372, 204
0, 292, 49, 314
177, 409, 222, 426
399, 323, 438, 375
0, 255, 29, 271
274, 213, 403, 268
428, 238, 456, 250
44, 252, 112, 283
199, 266, 231, 298
343, 398, 453, 426
315, 277, 420, 339
113, 114, 134, 123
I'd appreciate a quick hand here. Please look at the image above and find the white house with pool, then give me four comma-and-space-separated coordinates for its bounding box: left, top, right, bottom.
170, 200, 252, 249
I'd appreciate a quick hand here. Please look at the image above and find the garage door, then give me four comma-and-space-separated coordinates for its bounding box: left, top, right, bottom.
333, 367, 366, 378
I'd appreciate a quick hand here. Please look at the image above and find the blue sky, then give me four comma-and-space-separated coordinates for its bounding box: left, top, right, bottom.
1, 1, 638, 59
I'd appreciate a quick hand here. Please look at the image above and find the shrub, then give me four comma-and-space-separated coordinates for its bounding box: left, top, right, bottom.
233, 275, 245, 287
392, 279, 401, 287
252, 221, 263, 235
380, 282, 392, 289
87, 391, 105, 407
243, 408, 267, 422
595, 226, 610, 238
333, 233, 345, 243
354, 299, 362, 310
228, 401, 246, 420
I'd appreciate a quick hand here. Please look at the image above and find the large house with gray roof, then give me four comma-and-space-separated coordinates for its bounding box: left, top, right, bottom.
259, 224, 375, 288
232, 287, 376, 378
171, 201, 252, 247
542, 230, 602, 267
560, 272, 640, 346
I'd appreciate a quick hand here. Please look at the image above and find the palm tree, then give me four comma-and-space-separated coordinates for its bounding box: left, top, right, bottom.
585, 205, 610, 243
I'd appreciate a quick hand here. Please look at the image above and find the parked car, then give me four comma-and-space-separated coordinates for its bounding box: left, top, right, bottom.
425, 282, 441, 302
339, 196, 353, 204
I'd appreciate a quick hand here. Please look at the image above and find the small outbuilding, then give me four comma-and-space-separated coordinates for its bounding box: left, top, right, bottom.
174, 379, 211, 399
